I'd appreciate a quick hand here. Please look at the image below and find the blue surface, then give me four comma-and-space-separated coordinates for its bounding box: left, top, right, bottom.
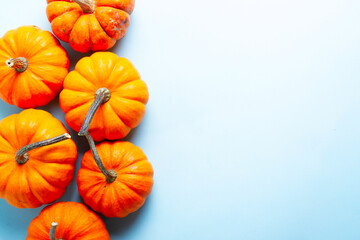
1, 0, 360, 239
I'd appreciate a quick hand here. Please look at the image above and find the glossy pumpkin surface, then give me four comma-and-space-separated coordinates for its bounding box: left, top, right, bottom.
0, 109, 78, 208
26, 201, 110, 240
46, 0, 134, 52
0, 26, 69, 108
77, 141, 153, 218
60, 52, 149, 141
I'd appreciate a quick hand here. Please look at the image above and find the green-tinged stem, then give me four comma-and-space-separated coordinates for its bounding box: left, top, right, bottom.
73, 0, 95, 13
15, 133, 71, 165
84, 132, 117, 183
78, 88, 110, 136
5, 57, 28, 73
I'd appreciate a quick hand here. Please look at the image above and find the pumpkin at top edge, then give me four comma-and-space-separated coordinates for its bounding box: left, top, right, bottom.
59, 51, 149, 142
46, 0, 134, 53
26, 201, 110, 240
0, 109, 78, 208
0, 25, 69, 109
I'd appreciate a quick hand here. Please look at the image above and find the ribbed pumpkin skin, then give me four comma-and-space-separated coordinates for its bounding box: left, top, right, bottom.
0, 26, 69, 108
0, 109, 78, 208
60, 52, 149, 141
77, 141, 153, 218
46, 0, 134, 52
26, 201, 110, 240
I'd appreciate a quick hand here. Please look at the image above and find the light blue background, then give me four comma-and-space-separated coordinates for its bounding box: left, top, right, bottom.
1, 0, 360, 239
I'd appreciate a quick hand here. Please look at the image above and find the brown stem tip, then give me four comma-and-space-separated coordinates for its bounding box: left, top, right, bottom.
6, 57, 28, 73
15, 133, 71, 165
73, 0, 95, 13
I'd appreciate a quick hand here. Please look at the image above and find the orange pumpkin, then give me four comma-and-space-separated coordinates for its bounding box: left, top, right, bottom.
77, 133, 153, 218
46, 0, 134, 52
60, 52, 149, 142
0, 26, 69, 108
26, 201, 110, 240
0, 109, 78, 208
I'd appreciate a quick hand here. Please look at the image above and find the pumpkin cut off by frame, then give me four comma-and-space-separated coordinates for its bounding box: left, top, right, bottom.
46, 0, 134, 52
26, 201, 110, 240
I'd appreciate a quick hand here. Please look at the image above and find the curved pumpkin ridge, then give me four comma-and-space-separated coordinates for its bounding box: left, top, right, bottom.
96, 0, 135, 14
14, 26, 47, 58
60, 89, 94, 112
29, 45, 69, 67
26, 165, 65, 205
110, 183, 128, 217
109, 95, 146, 128
0, 136, 13, 154
22, 167, 45, 208
1, 30, 17, 56
82, 180, 107, 212
112, 80, 149, 103
89, 52, 118, 84
0, 68, 17, 105
5, 166, 45, 208
74, 56, 98, 84
0, 114, 19, 149
88, 14, 116, 51
28, 160, 74, 189
0, 161, 15, 197
65, 101, 93, 132
106, 59, 141, 89
28, 65, 67, 92
115, 180, 145, 214
0, 38, 14, 57
63, 71, 97, 92
95, 7, 130, 40
47, 1, 81, 22
69, 15, 91, 53
101, 103, 131, 140
14, 112, 37, 148
52, 10, 82, 42
12, 72, 53, 108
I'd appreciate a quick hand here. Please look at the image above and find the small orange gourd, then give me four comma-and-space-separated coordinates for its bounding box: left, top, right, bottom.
60, 52, 149, 142
0, 109, 78, 208
0, 26, 69, 108
77, 133, 153, 218
26, 201, 110, 240
46, 0, 134, 52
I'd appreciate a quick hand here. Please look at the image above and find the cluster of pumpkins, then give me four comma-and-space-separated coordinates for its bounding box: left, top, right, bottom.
0, 0, 153, 239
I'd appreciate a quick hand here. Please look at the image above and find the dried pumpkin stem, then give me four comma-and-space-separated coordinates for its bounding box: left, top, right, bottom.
73, 0, 95, 13
49, 222, 58, 240
5, 57, 28, 73
78, 87, 111, 136
15, 133, 71, 165
84, 132, 117, 183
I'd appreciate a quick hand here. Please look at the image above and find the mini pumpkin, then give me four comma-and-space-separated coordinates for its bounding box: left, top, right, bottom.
46, 0, 134, 52
0, 26, 69, 108
0, 109, 78, 208
77, 133, 153, 218
60, 52, 149, 142
26, 201, 110, 240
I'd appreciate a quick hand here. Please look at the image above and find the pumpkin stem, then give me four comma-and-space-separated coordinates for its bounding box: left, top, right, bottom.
5, 57, 28, 73
78, 87, 111, 136
15, 133, 71, 165
49, 222, 58, 240
73, 0, 95, 13
84, 132, 118, 183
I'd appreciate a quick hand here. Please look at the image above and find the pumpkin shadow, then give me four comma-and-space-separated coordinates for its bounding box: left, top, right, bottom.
102, 194, 153, 237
